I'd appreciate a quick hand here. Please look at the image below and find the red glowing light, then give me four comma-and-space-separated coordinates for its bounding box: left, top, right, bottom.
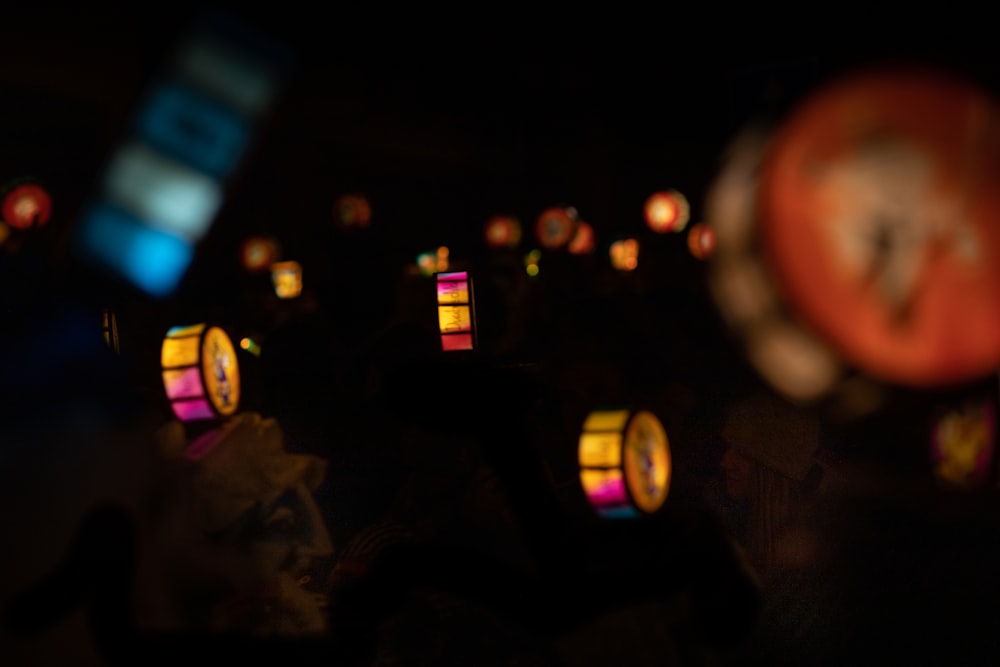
535, 206, 577, 249
484, 215, 522, 248
240, 235, 281, 272
644, 190, 689, 233
333, 194, 372, 230
568, 221, 595, 254
687, 223, 716, 259
2, 183, 52, 230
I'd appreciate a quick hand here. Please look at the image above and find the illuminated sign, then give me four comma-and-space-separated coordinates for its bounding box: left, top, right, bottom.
578, 408, 671, 518
161, 323, 240, 422
74, 11, 288, 298
436, 271, 476, 351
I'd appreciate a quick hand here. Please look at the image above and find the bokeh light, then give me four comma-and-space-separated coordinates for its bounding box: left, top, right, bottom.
610, 238, 639, 271
567, 221, 595, 255
239, 234, 281, 273
644, 190, 690, 234
687, 223, 716, 260
270, 260, 303, 299
524, 248, 541, 277
333, 193, 372, 230
2, 181, 52, 230
417, 246, 449, 276
535, 205, 577, 249
484, 215, 522, 249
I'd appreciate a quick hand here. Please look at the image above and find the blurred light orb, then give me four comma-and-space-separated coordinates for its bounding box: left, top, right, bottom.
333, 193, 372, 230
524, 248, 542, 277
687, 223, 716, 260
239, 235, 281, 273
416, 246, 449, 276
484, 215, 522, 249
2, 181, 52, 230
0, 221, 9, 246
535, 205, 577, 249
568, 221, 596, 255
270, 260, 303, 299
610, 238, 639, 271
644, 190, 690, 233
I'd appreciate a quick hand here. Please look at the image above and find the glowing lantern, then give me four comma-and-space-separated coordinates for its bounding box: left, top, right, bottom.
102, 308, 120, 354
535, 206, 577, 249
578, 409, 672, 518
161, 323, 241, 422
436, 271, 477, 351
930, 397, 995, 489
610, 238, 639, 271
644, 190, 690, 233
239, 235, 281, 273
1, 181, 52, 230
484, 215, 522, 249
333, 194, 372, 230
568, 221, 595, 255
687, 223, 716, 260
270, 260, 303, 299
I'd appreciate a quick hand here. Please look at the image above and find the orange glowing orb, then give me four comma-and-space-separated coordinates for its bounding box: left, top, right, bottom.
610, 238, 639, 271
239, 235, 281, 273
535, 206, 577, 249
644, 190, 690, 233
687, 223, 716, 260
568, 221, 596, 254
333, 194, 372, 230
484, 215, 522, 248
2, 182, 52, 230
758, 69, 1000, 387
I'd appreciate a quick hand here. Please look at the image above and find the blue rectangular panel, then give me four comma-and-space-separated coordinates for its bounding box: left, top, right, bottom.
76, 204, 194, 298
104, 141, 222, 242
135, 83, 249, 179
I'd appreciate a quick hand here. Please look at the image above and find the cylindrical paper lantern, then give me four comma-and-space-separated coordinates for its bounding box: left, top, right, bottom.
270, 260, 303, 299
578, 408, 671, 518
161, 323, 241, 422
436, 271, 477, 351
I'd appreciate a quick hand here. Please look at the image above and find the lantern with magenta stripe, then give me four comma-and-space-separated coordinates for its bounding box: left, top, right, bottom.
436, 271, 477, 352
161, 323, 241, 422
578, 408, 671, 518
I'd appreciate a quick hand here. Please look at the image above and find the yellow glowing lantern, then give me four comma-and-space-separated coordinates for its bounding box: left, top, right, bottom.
333, 194, 372, 230
644, 190, 690, 233
436, 271, 477, 351
610, 238, 639, 271
568, 221, 595, 255
239, 235, 281, 273
578, 409, 672, 518
161, 323, 241, 422
687, 223, 716, 260
102, 308, 119, 354
270, 260, 303, 299
484, 215, 522, 249
535, 206, 577, 249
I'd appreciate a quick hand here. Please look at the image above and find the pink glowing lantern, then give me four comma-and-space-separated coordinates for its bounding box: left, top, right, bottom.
161, 323, 241, 422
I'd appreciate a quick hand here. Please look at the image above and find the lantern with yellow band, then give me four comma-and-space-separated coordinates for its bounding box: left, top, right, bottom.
436, 270, 477, 351
161, 323, 241, 422
578, 408, 672, 518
